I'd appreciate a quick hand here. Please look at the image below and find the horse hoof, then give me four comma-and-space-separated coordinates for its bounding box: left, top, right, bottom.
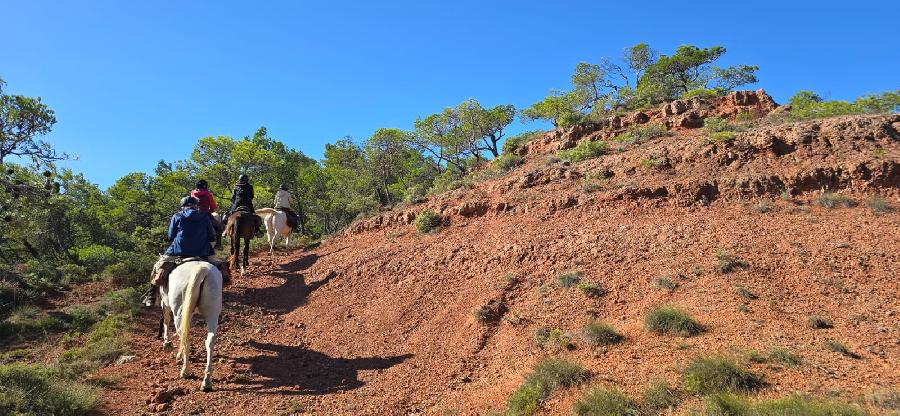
180, 369, 191, 379
201, 380, 213, 392
163, 341, 173, 350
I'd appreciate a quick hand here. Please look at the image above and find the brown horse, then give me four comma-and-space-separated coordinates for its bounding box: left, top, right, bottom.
225, 211, 256, 276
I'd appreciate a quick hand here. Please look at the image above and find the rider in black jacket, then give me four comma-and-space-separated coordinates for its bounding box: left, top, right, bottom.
225, 174, 261, 235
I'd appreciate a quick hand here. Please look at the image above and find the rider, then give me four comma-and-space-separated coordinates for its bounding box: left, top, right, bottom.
273, 183, 301, 229
190, 179, 223, 249
226, 174, 261, 235
142, 196, 228, 306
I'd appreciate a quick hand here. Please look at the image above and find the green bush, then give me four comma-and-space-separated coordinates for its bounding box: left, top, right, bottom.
56, 264, 90, 283
807, 315, 832, 329
734, 285, 757, 300
704, 116, 738, 143
577, 281, 605, 298
0, 279, 24, 315
102, 251, 155, 287
817, 192, 857, 209
63, 305, 103, 332
574, 387, 638, 416
557, 140, 609, 162
502, 130, 546, 154
784, 89, 900, 121
76, 245, 117, 275
20, 261, 66, 295
766, 347, 803, 367
613, 123, 669, 145
0, 363, 98, 416
642, 380, 681, 414
58, 315, 128, 376
414, 209, 442, 233
532, 327, 574, 351
715, 249, 748, 274
581, 321, 623, 346
429, 169, 472, 195
654, 277, 677, 291
682, 355, 762, 394
645, 305, 704, 336
103, 287, 141, 317
508, 358, 587, 415
866, 196, 892, 214
700, 393, 868, 416
493, 153, 524, 172
557, 270, 582, 288
825, 340, 859, 359
0, 305, 64, 341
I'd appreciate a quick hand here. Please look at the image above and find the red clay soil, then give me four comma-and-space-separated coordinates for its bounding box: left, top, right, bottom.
97, 109, 897, 415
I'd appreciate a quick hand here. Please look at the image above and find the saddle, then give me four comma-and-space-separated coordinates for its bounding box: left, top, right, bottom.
153, 257, 230, 287
276, 207, 300, 230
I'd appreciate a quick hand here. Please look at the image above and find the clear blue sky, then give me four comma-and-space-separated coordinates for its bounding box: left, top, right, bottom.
3, 0, 898, 188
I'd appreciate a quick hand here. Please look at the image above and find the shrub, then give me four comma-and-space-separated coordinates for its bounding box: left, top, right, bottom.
56, 264, 90, 283
682, 355, 762, 394
577, 282, 605, 298
493, 153, 524, 172
734, 286, 757, 300
715, 249, 748, 274
58, 315, 128, 376
654, 277, 677, 291
0, 280, 24, 315
754, 198, 774, 213
532, 327, 574, 351
866, 196, 893, 214
816, 192, 857, 209
807, 315, 833, 329
784, 89, 900, 121
613, 123, 669, 145
557, 140, 609, 163
754, 394, 867, 416
645, 305, 703, 336
640, 158, 662, 169
556, 270, 582, 288
0, 305, 64, 340
642, 380, 681, 414
573, 387, 638, 416
414, 209, 442, 233
101, 251, 155, 287
825, 340, 859, 359
63, 305, 103, 332
502, 130, 546, 154
507, 358, 587, 415
76, 244, 117, 275
103, 287, 141, 317
867, 387, 900, 411
0, 363, 98, 415
582, 321, 623, 346
20, 261, 66, 295
767, 347, 802, 367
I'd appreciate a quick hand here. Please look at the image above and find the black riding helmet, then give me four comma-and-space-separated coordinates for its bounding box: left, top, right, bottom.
279, 183, 288, 191
237, 174, 249, 184
196, 179, 209, 189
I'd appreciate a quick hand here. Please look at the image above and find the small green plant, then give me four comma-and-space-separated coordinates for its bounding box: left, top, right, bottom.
532, 327, 574, 351
472, 299, 504, 324
642, 380, 681, 414
866, 196, 893, 214
414, 209, 442, 233
493, 153, 524, 172
644, 305, 703, 337
639, 157, 662, 169
704, 116, 738, 143
556, 270, 582, 288
573, 387, 638, 416
735, 109, 754, 124
581, 321, 623, 346
576, 281, 605, 298
682, 355, 763, 394
0, 363, 99, 415
766, 347, 803, 367
715, 249, 748, 274
867, 387, 900, 412
816, 192, 857, 209
502, 130, 546, 154
701, 393, 867, 416
825, 340, 860, 359
734, 286, 757, 300
557, 140, 609, 163
807, 315, 832, 329
0, 305, 64, 340
754, 198, 774, 213
872, 148, 888, 158
473, 305, 490, 323
708, 131, 736, 142
654, 277, 677, 291
507, 358, 587, 415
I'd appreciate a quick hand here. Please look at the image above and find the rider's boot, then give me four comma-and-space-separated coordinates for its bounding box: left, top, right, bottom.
141, 285, 158, 308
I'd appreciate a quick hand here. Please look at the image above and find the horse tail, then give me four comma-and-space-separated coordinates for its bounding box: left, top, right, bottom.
178, 263, 209, 364
255, 208, 276, 219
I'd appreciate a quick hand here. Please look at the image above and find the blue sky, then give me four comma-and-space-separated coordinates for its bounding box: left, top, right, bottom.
3, 0, 898, 188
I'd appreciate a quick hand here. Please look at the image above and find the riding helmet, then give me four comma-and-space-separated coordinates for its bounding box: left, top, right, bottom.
280, 183, 288, 191
237, 174, 249, 184
180, 196, 199, 207
196, 179, 208, 189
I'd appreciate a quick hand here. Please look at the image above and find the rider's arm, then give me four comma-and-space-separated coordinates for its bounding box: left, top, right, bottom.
208, 191, 217, 213
205, 216, 216, 242
167, 214, 178, 242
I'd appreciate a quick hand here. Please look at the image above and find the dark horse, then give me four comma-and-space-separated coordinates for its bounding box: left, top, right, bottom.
225, 211, 256, 276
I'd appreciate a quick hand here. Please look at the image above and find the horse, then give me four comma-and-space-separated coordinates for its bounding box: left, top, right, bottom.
159, 261, 223, 391
225, 210, 256, 276
256, 208, 297, 255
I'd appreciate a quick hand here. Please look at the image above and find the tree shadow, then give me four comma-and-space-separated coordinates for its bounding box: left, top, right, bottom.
233, 341, 412, 395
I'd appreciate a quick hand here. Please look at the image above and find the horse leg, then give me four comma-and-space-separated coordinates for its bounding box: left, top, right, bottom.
162, 305, 174, 350
243, 235, 250, 269
268, 227, 277, 256
201, 317, 219, 391
173, 313, 184, 364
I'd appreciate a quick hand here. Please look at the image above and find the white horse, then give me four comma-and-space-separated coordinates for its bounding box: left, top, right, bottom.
160, 261, 223, 391
256, 208, 295, 255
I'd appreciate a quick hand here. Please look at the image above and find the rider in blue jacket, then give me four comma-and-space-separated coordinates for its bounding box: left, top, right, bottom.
144, 196, 227, 307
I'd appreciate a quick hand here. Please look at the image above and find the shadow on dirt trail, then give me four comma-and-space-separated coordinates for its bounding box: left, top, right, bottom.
234, 341, 413, 395
232, 254, 336, 314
